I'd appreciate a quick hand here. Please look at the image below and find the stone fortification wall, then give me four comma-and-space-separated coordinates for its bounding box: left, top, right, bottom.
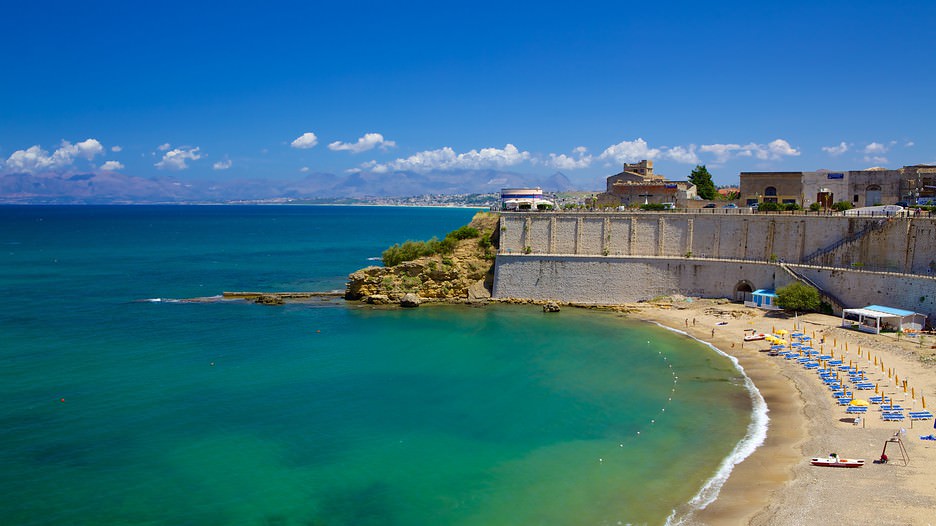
793, 266, 936, 321
493, 212, 936, 322
492, 255, 936, 321
499, 212, 936, 274
493, 255, 790, 304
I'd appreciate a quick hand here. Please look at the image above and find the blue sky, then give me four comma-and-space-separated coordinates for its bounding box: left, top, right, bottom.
2, 0, 935, 189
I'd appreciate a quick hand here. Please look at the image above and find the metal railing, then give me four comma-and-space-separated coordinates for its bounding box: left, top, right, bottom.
800, 219, 890, 264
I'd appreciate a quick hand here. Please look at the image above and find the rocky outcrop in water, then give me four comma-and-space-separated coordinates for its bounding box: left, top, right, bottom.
345, 212, 499, 306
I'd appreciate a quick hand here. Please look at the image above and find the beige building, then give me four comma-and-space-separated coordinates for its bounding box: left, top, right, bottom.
596, 160, 697, 207
740, 164, 936, 208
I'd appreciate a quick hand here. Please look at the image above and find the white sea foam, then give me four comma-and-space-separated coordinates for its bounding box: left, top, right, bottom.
658, 325, 769, 526
366, 256, 382, 261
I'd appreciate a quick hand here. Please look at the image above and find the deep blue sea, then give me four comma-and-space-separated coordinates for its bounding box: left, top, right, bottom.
0, 205, 763, 526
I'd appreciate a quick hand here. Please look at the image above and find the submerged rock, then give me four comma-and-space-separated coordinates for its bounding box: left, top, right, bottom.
543, 301, 561, 313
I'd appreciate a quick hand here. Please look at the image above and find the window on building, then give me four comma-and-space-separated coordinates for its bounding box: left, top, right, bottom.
764, 186, 777, 196
853, 195, 859, 202
782, 199, 797, 204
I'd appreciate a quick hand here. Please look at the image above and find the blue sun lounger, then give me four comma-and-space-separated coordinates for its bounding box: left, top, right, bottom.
909, 411, 934, 420
846, 406, 868, 414
882, 412, 905, 421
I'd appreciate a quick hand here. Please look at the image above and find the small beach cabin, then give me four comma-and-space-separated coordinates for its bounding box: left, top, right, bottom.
745, 289, 780, 310
841, 305, 928, 334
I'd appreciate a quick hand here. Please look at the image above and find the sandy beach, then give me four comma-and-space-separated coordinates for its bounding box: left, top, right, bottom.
625, 299, 936, 525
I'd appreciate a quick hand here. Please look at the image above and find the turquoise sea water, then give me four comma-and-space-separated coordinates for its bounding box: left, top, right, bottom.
0, 206, 762, 525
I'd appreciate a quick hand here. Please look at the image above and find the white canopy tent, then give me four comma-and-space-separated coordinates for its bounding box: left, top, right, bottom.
841, 305, 927, 334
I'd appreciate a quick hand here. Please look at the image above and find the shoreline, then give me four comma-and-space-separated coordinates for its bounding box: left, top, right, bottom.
626, 299, 936, 525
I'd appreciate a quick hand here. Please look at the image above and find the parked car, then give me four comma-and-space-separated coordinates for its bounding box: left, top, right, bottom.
703, 203, 717, 208
723, 203, 738, 209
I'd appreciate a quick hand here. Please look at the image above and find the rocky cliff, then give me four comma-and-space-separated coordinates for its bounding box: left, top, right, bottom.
345, 211, 500, 305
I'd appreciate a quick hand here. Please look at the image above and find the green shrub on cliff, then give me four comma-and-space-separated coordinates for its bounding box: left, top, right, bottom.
380, 216, 489, 267
449, 225, 480, 240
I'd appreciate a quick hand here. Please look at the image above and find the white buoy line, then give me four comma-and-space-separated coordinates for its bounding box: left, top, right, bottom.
601, 338, 680, 462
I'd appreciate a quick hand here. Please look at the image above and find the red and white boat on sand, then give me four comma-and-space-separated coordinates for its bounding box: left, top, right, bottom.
810, 454, 865, 468
743, 332, 767, 341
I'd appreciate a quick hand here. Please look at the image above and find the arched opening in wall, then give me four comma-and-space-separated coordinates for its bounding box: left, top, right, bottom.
734, 281, 754, 302
866, 185, 882, 206
764, 186, 778, 203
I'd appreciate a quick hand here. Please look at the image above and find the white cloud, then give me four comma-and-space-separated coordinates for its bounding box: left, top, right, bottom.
863, 155, 888, 165
158, 143, 172, 151
291, 132, 318, 149
663, 145, 700, 164
299, 166, 310, 173
698, 143, 742, 163
863, 142, 888, 154
598, 138, 661, 164
821, 142, 849, 156
546, 146, 593, 170
362, 144, 531, 173
3, 138, 105, 174
155, 147, 201, 170
766, 139, 799, 158
905, 141, 915, 148
597, 139, 700, 166
699, 139, 799, 163
111, 145, 123, 152
100, 160, 124, 171
212, 159, 232, 170
328, 132, 396, 153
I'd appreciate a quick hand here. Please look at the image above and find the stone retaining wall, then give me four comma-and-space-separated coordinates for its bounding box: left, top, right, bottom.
492, 211, 936, 323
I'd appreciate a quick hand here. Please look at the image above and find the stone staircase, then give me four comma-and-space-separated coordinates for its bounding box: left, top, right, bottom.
800, 218, 889, 265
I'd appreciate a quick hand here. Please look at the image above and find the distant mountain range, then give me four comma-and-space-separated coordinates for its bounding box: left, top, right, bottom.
0, 169, 581, 204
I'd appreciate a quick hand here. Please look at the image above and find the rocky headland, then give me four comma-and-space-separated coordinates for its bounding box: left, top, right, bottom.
344, 211, 500, 306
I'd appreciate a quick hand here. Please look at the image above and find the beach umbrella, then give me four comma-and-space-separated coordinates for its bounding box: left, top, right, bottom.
912, 387, 915, 399
845, 342, 849, 352
924, 396, 927, 409
875, 383, 879, 394
850, 399, 870, 407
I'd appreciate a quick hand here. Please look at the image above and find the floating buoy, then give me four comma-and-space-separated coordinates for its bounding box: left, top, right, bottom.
210, 362, 215, 367
316, 330, 321, 333
60, 398, 65, 403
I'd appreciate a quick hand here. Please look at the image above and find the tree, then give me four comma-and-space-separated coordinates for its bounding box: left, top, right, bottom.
689, 165, 717, 200
775, 282, 821, 313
